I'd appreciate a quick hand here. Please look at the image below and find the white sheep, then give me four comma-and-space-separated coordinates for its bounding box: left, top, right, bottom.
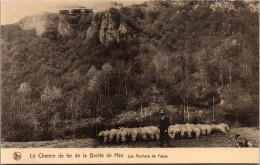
109, 129, 119, 142
148, 126, 157, 131
191, 126, 201, 138
138, 127, 147, 140
143, 127, 155, 140
148, 126, 159, 138
196, 124, 206, 135
116, 130, 122, 143
204, 124, 212, 135
211, 124, 226, 134
120, 129, 128, 142
130, 128, 138, 141
98, 131, 104, 136
98, 131, 104, 143
212, 124, 226, 134
123, 128, 133, 139
180, 126, 186, 137
210, 124, 216, 132
155, 128, 160, 140
169, 126, 181, 140
168, 125, 175, 135
168, 126, 174, 135
103, 130, 110, 144
174, 124, 181, 127
185, 126, 192, 138
185, 123, 194, 127
219, 123, 230, 131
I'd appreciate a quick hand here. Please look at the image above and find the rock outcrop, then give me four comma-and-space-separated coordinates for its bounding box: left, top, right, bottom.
100, 11, 134, 44
210, 2, 236, 12
19, 8, 135, 43
210, 1, 259, 13
118, 22, 131, 35
58, 18, 73, 36
19, 13, 72, 36
84, 10, 134, 44
246, 1, 259, 13
85, 21, 100, 42
19, 14, 46, 35
99, 11, 120, 44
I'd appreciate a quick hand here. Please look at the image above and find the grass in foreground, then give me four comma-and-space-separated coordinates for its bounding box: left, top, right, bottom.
2, 127, 258, 148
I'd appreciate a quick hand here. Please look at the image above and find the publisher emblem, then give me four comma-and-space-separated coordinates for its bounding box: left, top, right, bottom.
13, 152, 22, 161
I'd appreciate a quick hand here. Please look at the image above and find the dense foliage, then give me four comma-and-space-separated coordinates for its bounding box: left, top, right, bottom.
1, 1, 258, 141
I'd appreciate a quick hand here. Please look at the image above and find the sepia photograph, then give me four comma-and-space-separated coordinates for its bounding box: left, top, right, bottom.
1, 0, 259, 163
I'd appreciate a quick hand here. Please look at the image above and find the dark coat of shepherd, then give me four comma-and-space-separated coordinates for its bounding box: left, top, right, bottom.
159, 116, 170, 140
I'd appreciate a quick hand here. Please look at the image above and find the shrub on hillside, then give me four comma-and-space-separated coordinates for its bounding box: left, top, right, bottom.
224, 103, 259, 127
2, 123, 34, 142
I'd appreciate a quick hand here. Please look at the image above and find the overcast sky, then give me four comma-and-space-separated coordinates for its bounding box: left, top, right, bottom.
1, 0, 146, 25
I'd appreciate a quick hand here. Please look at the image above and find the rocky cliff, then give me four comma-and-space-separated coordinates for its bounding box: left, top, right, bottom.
18, 13, 73, 37
85, 9, 134, 44
99, 11, 119, 43
18, 14, 46, 35
85, 20, 100, 42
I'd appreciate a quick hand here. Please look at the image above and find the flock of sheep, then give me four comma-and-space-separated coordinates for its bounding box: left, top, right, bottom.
168, 123, 229, 139
98, 123, 230, 144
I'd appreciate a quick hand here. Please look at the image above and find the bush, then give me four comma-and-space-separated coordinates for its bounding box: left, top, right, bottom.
36, 130, 53, 141
225, 104, 259, 127
190, 114, 201, 124
3, 123, 34, 142
64, 15, 82, 24
78, 15, 93, 31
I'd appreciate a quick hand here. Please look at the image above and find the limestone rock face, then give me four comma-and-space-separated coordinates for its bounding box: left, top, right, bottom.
118, 22, 131, 35
98, 11, 134, 44
85, 21, 100, 42
210, 2, 236, 11
19, 9, 135, 42
99, 11, 120, 44
19, 13, 72, 36
58, 19, 73, 36
246, 2, 259, 13
19, 14, 47, 35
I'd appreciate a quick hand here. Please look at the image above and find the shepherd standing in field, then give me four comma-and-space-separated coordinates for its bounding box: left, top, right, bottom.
158, 109, 170, 147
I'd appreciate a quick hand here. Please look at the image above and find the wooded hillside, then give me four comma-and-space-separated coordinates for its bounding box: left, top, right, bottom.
1, 1, 259, 142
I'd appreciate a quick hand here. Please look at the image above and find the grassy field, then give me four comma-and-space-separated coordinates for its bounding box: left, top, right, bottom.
2, 127, 259, 148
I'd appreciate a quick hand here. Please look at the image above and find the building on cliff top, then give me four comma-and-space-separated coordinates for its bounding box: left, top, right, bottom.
59, 7, 93, 15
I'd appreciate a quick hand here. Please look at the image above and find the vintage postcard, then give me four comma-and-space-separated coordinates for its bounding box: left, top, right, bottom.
1, 0, 259, 164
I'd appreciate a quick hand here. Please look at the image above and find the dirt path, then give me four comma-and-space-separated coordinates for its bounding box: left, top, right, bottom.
2, 127, 259, 148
